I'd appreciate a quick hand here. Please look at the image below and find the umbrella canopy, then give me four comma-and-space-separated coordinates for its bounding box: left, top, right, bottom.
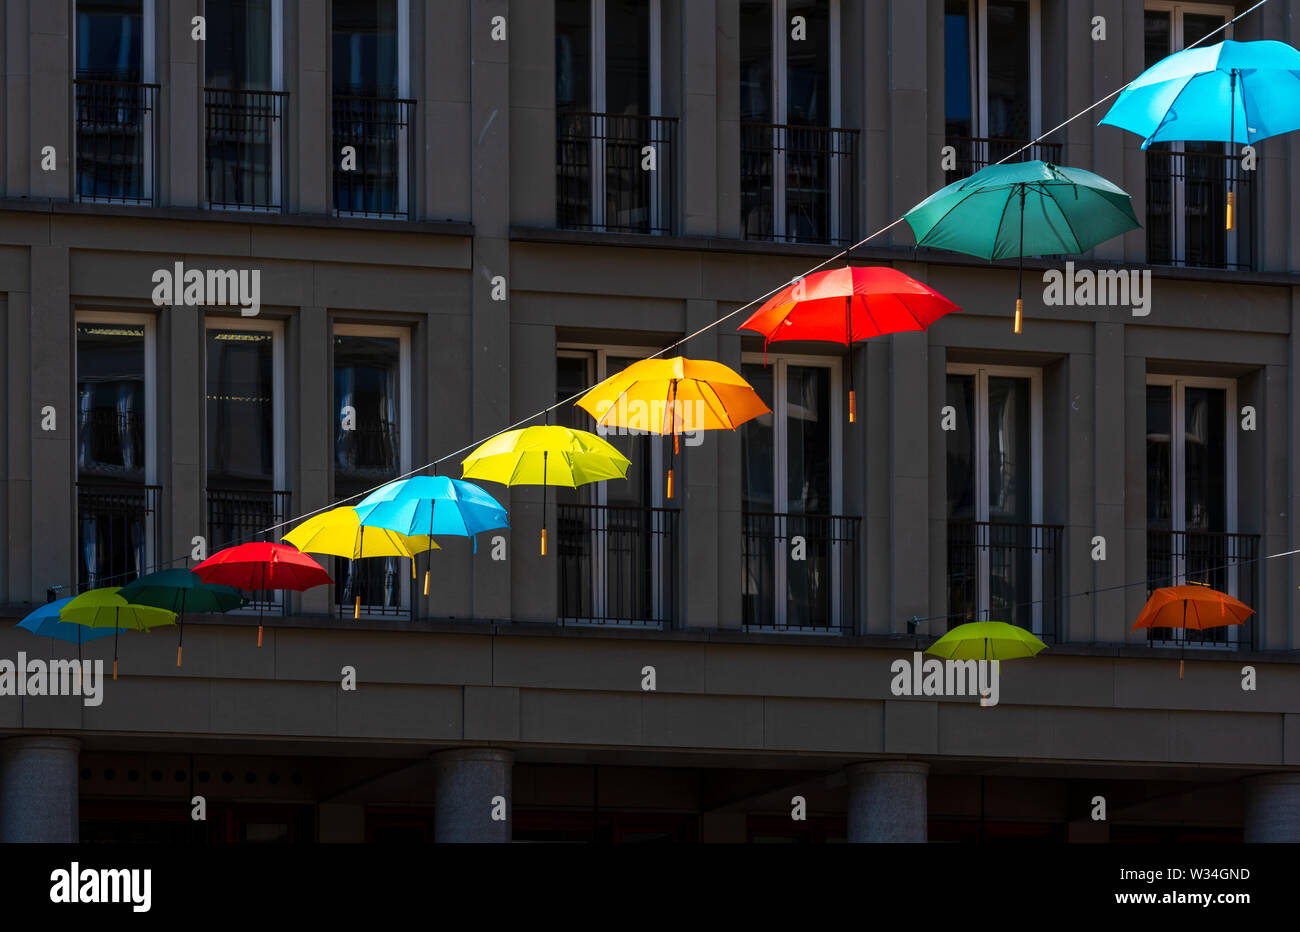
1099, 39, 1300, 149
904, 161, 1140, 333
16, 597, 120, 644
462, 425, 630, 555
925, 621, 1047, 661
353, 476, 509, 541
738, 266, 961, 422
118, 568, 246, 668
283, 506, 439, 560
193, 542, 332, 647
1131, 584, 1253, 679
60, 587, 178, 680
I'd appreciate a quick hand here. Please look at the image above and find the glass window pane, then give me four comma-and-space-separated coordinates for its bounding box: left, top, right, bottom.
786, 0, 829, 126
985, 0, 1030, 139
76, 0, 143, 80
206, 0, 273, 89
77, 322, 147, 478
785, 365, 831, 513
603, 356, 655, 507
1146, 384, 1172, 530
1144, 8, 1171, 69
332, 0, 398, 96
207, 329, 275, 484
555, 0, 591, 111
605, 0, 649, 116
557, 354, 595, 506
944, 0, 973, 138
1183, 387, 1226, 533
741, 363, 775, 512
945, 373, 975, 520
333, 334, 401, 491
1182, 13, 1225, 53
740, 0, 773, 122
986, 376, 1031, 522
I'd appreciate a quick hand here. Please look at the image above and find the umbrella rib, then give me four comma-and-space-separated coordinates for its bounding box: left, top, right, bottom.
910, 187, 989, 254
990, 185, 1019, 261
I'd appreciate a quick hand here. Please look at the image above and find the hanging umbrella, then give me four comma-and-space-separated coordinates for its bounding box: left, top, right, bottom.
738, 266, 961, 422
1099, 39, 1300, 229
925, 620, 1047, 662
193, 543, 332, 647
461, 425, 630, 555
904, 160, 1140, 333
17, 597, 121, 644
283, 506, 438, 618
573, 356, 768, 499
118, 569, 245, 668
352, 476, 509, 595
1131, 584, 1253, 679
59, 587, 177, 680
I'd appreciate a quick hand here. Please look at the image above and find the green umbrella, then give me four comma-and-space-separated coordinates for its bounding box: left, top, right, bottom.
60, 587, 177, 680
904, 160, 1140, 333
118, 569, 246, 668
925, 621, 1047, 662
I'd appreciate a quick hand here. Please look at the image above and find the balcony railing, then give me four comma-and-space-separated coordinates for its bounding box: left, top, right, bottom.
556, 112, 677, 235
558, 504, 678, 626
74, 79, 159, 205
1147, 530, 1260, 649
943, 136, 1062, 177
335, 556, 414, 620
947, 521, 1062, 642
204, 88, 288, 211
742, 513, 860, 632
207, 487, 291, 614
333, 95, 415, 219
76, 483, 161, 591
741, 123, 858, 246
1146, 147, 1254, 271
334, 423, 401, 482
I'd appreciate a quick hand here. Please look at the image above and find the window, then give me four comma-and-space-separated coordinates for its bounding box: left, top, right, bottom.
332, 0, 413, 218
333, 325, 411, 617
1146, 376, 1251, 646
740, 355, 854, 631
943, 0, 1048, 172
205, 319, 287, 610
205, 0, 286, 211
75, 313, 159, 590
1143, 3, 1248, 270
555, 0, 672, 234
946, 365, 1058, 637
740, 0, 855, 245
555, 347, 675, 625
74, 0, 158, 204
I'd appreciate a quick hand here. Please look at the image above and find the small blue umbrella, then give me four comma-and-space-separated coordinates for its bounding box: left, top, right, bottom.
17, 597, 121, 644
353, 475, 510, 594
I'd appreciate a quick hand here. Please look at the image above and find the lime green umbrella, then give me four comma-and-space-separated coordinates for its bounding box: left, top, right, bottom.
925, 621, 1047, 661
904, 160, 1139, 333
60, 586, 177, 680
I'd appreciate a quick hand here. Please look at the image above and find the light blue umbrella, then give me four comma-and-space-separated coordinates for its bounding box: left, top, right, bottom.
16, 597, 121, 644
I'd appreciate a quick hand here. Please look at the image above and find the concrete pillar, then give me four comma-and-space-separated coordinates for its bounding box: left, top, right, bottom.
1242, 773, 1300, 843
433, 748, 513, 843
846, 760, 928, 843
0, 736, 80, 843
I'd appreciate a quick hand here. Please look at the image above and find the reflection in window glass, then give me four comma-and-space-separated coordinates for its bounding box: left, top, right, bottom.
334, 335, 401, 485
945, 373, 975, 520
332, 0, 398, 96
206, 0, 273, 90
606, 0, 649, 116
786, 0, 829, 126
555, 0, 592, 111
76, 0, 143, 81
944, 0, 972, 138
986, 376, 1030, 523
207, 330, 275, 485
1146, 384, 1172, 530
985, 0, 1030, 139
785, 365, 830, 514
740, 363, 775, 513
77, 323, 147, 479
739, 0, 773, 123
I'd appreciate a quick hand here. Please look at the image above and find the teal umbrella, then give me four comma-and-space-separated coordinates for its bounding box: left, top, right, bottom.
118, 569, 245, 668
904, 161, 1140, 333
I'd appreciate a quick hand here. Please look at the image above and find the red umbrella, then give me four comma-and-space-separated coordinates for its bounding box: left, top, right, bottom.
193, 543, 331, 647
739, 266, 961, 423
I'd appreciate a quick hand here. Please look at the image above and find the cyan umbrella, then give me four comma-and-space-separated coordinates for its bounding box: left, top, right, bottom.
17, 597, 121, 644
118, 569, 245, 668
353, 475, 510, 593
1100, 39, 1300, 229
904, 161, 1139, 333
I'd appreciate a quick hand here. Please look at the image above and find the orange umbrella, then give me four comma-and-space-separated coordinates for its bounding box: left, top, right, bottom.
1131, 584, 1253, 679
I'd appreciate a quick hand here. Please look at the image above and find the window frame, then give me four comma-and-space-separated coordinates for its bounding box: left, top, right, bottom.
75, 310, 159, 488
946, 362, 1045, 634
203, 315, 287, 491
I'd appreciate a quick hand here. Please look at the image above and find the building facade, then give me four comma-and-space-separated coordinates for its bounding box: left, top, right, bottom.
1, 0, 1298, 843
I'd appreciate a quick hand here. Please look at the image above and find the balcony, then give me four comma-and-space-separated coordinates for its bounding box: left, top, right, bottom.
207, 487, 291, 615
947, 521, 1062, 642
1146, 148, 1254, 271
76, 482, 161, 591
741, 123, 858, 246
556, 112, 677, 235
332, 95, 415, 219
335, 557, 414, 620
74, 79, 160, 205
204, 88, 288, 211
742, 513, 860, 633
1147, 530, 1260, 649
558, 504, 678, 626
943, 136, 1062, 177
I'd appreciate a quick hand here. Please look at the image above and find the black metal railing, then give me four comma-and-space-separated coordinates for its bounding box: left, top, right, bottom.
205, 88, 288, 211
556, 112, 677, 235
742, 513, 859, 632
74, 79, 159, 204
1146, 530, 1260, 649
334, 423, 401, 480
558, 504, 678, 625
1146, 147, 1254, 271
334, 556, 415, 619
333, 95, 415, 219
947, 521, 1063, 642
943, 136, 1063, 177
76, 483, 161, 592
741, 123, 858, 246
207, 487, 291, 614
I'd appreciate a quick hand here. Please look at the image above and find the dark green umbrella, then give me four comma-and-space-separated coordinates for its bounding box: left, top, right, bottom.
118, 569, 245, 668
904, 160, 1140, 333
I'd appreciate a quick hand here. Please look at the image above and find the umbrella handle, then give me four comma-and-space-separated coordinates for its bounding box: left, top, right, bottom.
845, 296, 856, 423
1227, 71, 1236, 231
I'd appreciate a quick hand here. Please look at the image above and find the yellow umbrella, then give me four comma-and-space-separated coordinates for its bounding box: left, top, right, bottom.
461, 425, 630, 555
575, 356, 770, 498
282, 506, 438, 617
